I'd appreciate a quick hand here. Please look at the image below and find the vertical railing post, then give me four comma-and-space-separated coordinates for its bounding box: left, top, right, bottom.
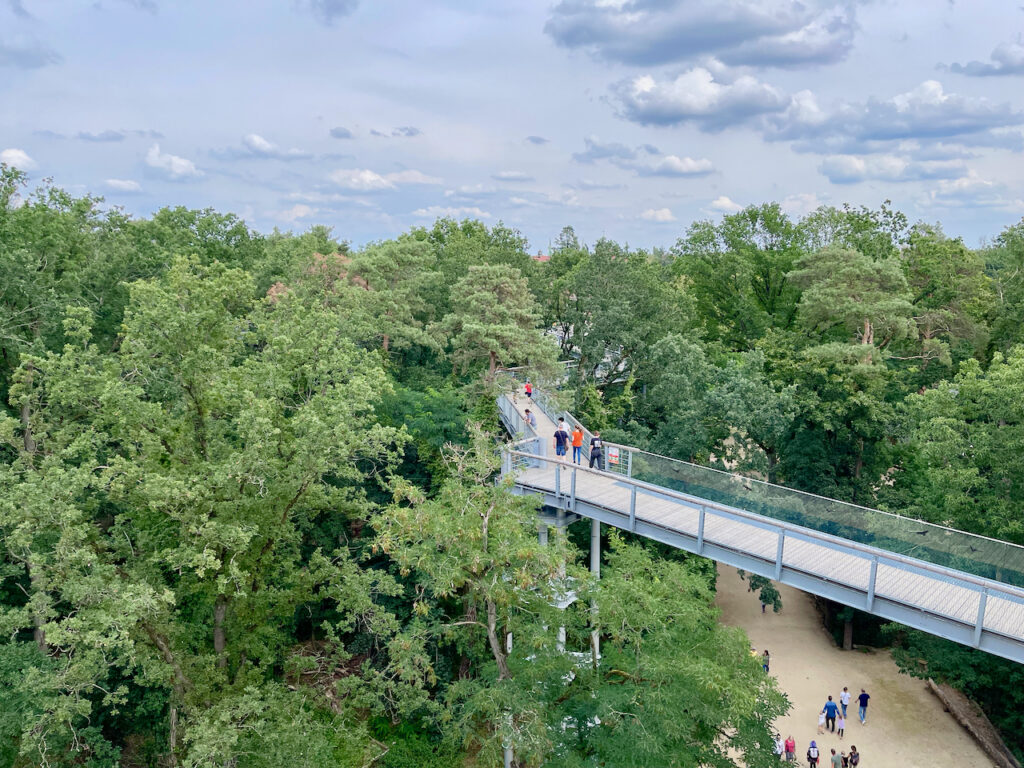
697, 506, 706, 554
974, 588, 989, 648
502, 450, 511, 477
866, 556, 878, 611
590, 518, 601, 661
570, 468, 577, 512
555, 464, 561, 500
629, 486, 637, 532
774, 530, 785, 580
626, 448, 633, 479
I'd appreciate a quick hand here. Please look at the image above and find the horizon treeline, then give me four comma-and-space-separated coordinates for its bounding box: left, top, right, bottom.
2, 164, 1024, 766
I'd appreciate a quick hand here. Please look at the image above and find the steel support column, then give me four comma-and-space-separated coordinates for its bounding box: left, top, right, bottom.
590, 518, 601, 661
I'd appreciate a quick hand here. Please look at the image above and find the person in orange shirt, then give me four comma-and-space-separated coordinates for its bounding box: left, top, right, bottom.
571, 425, 584, 464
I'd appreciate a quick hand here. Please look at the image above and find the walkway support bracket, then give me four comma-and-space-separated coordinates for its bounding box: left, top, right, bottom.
974, 589, 989, 647
866, 557, 878, 612
629, 487, 637, 532
774, 530, 785, 580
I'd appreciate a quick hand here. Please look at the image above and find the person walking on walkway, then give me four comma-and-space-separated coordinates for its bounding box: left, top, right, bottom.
807, 740, 819, 767
524, 408, 536, 429
571, 425, 584, 464
822, 696, 839, 732
857, 689, 870, 724
836, 712, 845, 739
784, 735, 796, 762
554, 419, 569, 459
839, 686, 850, 718
847, 746, 859, 766
588, 431, 604, 469
774, 735, 785, 761
524, 380, 533, 399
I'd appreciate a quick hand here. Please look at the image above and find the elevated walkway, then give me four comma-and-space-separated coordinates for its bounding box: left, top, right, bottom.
498, 385, 1024, 665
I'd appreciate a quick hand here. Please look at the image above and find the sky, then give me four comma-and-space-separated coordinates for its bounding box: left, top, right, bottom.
2, 0, 1024, 252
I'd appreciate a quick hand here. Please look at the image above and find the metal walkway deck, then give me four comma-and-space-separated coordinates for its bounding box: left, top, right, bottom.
498, 387, 1024, 665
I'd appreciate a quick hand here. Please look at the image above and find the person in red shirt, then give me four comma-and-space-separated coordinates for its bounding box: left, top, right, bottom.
524, 380, 533, 399
571, 426, 584, 464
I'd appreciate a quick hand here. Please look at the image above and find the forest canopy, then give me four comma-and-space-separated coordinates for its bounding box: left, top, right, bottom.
3, 164, 1024, 765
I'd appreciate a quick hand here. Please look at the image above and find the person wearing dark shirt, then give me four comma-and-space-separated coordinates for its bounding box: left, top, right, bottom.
588, 431, 604, 469
553, 418, 569, 458
857, 690, 870, 724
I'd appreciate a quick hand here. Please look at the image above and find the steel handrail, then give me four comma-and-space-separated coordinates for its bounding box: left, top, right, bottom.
505, 449, 1024, 604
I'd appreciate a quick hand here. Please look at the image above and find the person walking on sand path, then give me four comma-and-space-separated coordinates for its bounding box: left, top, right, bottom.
785, 735, 796, 762
762, 649, 770, 673
847, 746, 859, 766
822, 695, 839, 732
524, 408, 536, 429
774, 735, 784, 760
554, 418, 569, 459
836, 711, 845, 739
571, 425, 583, 464
857, 689, 870, 724
807, 740, 819, 767
816, 709, 826, 734
829, 748, 842, 768
839, 686, 850, 718
588, 431, 604, 469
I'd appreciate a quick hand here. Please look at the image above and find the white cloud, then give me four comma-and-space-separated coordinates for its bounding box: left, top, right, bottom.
612, 67, 788, 130
330, 168, 440, 190
640, 154, 714, 177
145, 143, 201, 179
710, 195, 743, 213
818, 154, 967, 184
412, 205, 491, 219
780, 192, 824, 217
493, 170, 534, 182
278, 204, 317, 222
639, 207, 675, 222
0, 148, 37, 169
104, 178, 141, 192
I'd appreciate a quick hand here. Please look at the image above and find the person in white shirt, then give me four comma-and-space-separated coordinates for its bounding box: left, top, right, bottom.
839, 687, 851, 718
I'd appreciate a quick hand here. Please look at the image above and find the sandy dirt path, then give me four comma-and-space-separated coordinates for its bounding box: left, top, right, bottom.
715, 565, 995, 768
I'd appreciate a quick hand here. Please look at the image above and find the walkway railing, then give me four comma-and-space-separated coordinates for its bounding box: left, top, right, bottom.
498, 380, 1024, 589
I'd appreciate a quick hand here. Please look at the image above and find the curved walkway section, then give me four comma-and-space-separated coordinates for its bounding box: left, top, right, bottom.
497, 389, 1024, 665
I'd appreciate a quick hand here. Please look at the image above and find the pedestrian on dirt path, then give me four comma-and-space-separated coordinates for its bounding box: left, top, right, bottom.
829, 748, 842, 768
807, 740, 819, 767
774, 735, 784, 760
785, 735, 796, 762
839, 686, 850, 718
571, 425, 584, 464
524, 380, 533, 399
588, 431, 604, 469
857, 689, 870, 724
816, 710, 826, 734
524, 409, 536, 429
554, 418, 569, 458
822, 695, 839, 732
848, 746, 859, 766
836, 712, 845, 739
762, 649, 770, 673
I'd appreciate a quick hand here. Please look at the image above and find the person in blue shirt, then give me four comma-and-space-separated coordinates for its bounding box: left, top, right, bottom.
822, 696, 839, 732
857, 689, 870, 724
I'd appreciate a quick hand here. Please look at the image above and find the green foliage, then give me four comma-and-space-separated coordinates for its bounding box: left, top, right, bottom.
737, 571, 782, 613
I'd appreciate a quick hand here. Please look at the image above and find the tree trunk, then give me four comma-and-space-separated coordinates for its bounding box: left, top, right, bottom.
487, 350, 497, 384
382, 334, 390, 353
843, 618, 854, 651
214, 595, 228, 669
486, 600, 510, 680
21, 364, 47, 652
169, 702, 179, 766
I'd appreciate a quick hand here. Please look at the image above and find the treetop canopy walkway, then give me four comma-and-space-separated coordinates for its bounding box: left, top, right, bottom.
497, 380, 1024, 665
